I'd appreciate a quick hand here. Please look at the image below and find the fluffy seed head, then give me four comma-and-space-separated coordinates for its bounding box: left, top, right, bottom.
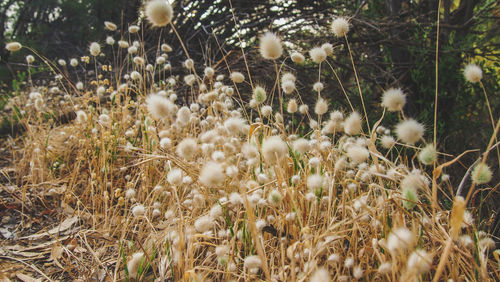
145, 0, 173, 27
96, 86, 106, 96
118, 40, 129, 48
156, 56, 165, 64
261, 105, 272, 117
418, 144, 437, 165
146, 93, 175, 120
387, 227, 415, 255
262, 136, 288, 164
282, 80, 295, 94
76, 82, 84, 90
210, 205, 223, 219
184, 74, 196, 86
130, 71, 141, 80
176, 106, 191, 125
307, 174, 323, 192
34, 98, 44, 111
26, 55, 35, 64
259, 32, 283, 60
98, 114, 111, 127
353, 266, 364, 279
290, 51, 305, 63
176, 138, 198, 160
128, 46, 138, 55
184, 59, 194, 69
268, 189, 283, 206
89, 42, 101, 56
76, 110, 88, 123
5, 42, 22, 52
253, 86, 267, 104
330, 110, 343, 121
199, 161, 225, 187
299, 104, 309, 114
215, 245, 229, 258
459, 235, 473, 248
281, 72, 296, 83
479, 237, 495, 250
407, 249, 433, 275
347, 145, 370, 164
160, 138, 171, 149
127, 252, 144, 279
194, 215, 214, 233
161, 43, 172, 52
244, 255, 262, 269
345, 257, 354, 268
378, 262, 392, 274
310, 267, 330, 282
344, 111, 363, 135
133, 56, 145, 65
242, 143, 259, 159
104, 21, 117, 31
132, 204, 145, 217
401, 173, 425, 191
321, 43, 334, 56
230, 71, 245, 83
463, 64, 482, 83
315, 97, 328, 115
331, 17, 350, 37
382, 88, 406, 112
309, 47, 327, 63
293, 138, 310, 154
224, 117, 247, 135
313, 82, 324, 93
167, 168, 183, 185
395, 119, 424, 145
128, 25, 140, 33
29, 92, 41, 100
380, 135, 395, 149
287, 99, 298, 113
471, 163, 493, 184
401, 186, 418, 209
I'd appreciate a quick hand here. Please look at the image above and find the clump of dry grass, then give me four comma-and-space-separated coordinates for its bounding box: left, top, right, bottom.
0, 5, 498, 282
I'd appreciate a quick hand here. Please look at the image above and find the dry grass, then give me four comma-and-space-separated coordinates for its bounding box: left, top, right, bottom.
0, 4, 498, 282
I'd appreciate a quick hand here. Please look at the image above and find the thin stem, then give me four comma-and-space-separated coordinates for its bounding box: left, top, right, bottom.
345, 36, 370, 133
274, 60, 283, 119
479, 81, 500, 168
325, 60, 355, 112
169, 22, 200, 88
432, 0, 442, 217
212, 32, 250, 122
464, 120, 500, 205
228, 0, 253, 89
433, 0, 441, 148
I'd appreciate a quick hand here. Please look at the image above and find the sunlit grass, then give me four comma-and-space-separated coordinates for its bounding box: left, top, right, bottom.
1, 3, 498, 281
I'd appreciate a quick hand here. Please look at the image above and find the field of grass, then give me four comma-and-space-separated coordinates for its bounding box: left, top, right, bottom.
0, 1, 498, 281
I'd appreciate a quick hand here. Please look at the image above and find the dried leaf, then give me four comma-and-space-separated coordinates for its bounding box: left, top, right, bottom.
0, 228, 13, 239
50, 244, 65, 270
50, 244, 63, 261
21, 216, 79, 240
450, 196, 466, 239
248, 123, 261, 142
0, 270, 12, 282
61, 201, 75, 215
4, 236, 69, 252
15, 273, 41, 282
